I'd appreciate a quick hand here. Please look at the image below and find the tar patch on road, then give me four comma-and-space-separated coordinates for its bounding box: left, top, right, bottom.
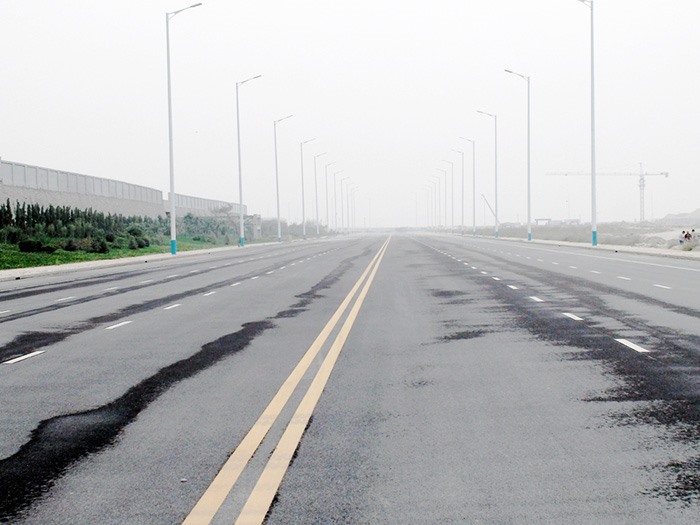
439, 330, 487, 342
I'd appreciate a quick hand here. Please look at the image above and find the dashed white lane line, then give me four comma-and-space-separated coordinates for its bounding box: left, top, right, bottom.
231, 282, 241, 287
530, 296, 544, 303
480, 271, 488, 275
166, 274, 180, 279
3, 351, 45, 365
104, 287, 119, 291
463, 262, 470, 266
0, 310, 11, 315
615, 338, 650, 353
569, 266, 578, 269
266, 271, 275, 275
552, 262, 559, 265
140, 279, 153, 284
164, 304, 181, 310
290, 263, 296, 266
55, 296, 75, 303
617, 276, 631, 281
250, 276, 260, 280
654, 284, 672, 290
590, 270, 601, 274
189, 270, 200, 274
563, 313, 584, 321
471, 266, 478, 270
537, 259, 544, 262
209, 266, 219, 269
507, 285, 519, 290
106, 321, 132, 330
279, 266, 286, 270
492, 277, 501, 281
203, 291, 217, 297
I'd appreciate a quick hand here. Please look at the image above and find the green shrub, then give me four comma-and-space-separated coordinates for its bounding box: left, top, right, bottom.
128, 238, 138, 250
64, 239, 78, 251
18, 239, 44, 253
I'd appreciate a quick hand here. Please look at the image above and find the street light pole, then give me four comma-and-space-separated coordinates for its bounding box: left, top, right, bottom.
451, 149, 464, 235
340, 177, 350, 234
442, 159, 454, 233
299, 138, 316, 239
505, 68, 532, 241
577, 0, 597, 246
273, 114, 293, 242
324, 161, 337, 231
165, 2, 202, 255
430, 175, 441, 229
477, 110, 498, 238
459, 137, 476, 235
333, 170, 344, 231
436, 168, 447, 229
313, 152, 327, 236
235, 74, 262, 247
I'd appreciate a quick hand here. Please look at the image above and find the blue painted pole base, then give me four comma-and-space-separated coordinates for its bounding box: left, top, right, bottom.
239, 236, 245, 247
592, 230, 598, 246
170, 240, 177, 255
527, 232, 532, 241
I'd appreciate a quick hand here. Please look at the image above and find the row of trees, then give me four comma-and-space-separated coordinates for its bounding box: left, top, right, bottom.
0, 199, 242, 253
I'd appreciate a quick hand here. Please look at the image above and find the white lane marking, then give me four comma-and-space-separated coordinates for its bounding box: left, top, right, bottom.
463, 262, 470, 266
457, 259, 462, 262
569, 266, 578, 269
56, 296, 75, 302
480, 271, 488, 275
471, 266, 478, 270
189, 270, 200, 274
507, 285, 519, 290
166, 274, 179, 279
164, 304, 181, 310
525, 256, 531, 260
104, 286, 119, 291
615, 338, 650, 353
653, 284, 671, 290
139, 279, 153, 284
266, 271, 275, 275
209, 266, 219, 269
290, 263, 296, 266
552, 262, 559, 265
590, 270, 601, 274
0, 310, 10, 315
106, 321, 132, 330
279, 266, 286, 270
492, 277, 501, 281
231, 282, 241, 287
530, 296, 544, 303
617, 276, 632, 281
563, 313, 583, 321
203, 291, 217, 297
3, 351, 45, 365
537, 259, 544, 262
251, 276, 260, 280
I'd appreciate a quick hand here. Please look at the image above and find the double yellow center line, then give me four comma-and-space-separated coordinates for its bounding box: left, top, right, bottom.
183, 237, 390, 525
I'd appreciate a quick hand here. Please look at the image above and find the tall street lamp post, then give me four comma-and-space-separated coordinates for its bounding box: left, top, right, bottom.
436, 168, 447, 229
451, 149, 465, 234
333, 170, 344, 230
477, 110, 498, 238
165, 2, 202, 255
429, 175, 441, 229
505, 68, 532, 241
577, 0, 597, 246
324, 161, 337, 230
313, 152, 327, 236
459, 137, 476, 235
442, 159, 454, 232
340, 177, 350, 233
235, 74, 262, 247
273, 114, 293, 242
299, 138, 316, 239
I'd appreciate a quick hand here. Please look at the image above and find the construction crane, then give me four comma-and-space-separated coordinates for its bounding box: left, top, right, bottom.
548, 164, 669, 222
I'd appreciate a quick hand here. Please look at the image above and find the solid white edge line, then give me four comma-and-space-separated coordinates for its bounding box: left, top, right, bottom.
563, 313, 583, 321
615, 338, 650, 353
3, 350, 45, 365
106, 321, 133, 330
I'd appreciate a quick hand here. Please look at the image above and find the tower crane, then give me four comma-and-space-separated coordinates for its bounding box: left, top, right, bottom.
547, 164, 668, 222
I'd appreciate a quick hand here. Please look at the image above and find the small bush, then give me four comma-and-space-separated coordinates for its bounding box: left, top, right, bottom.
105, 232, 116, 243
128, 238, 138, 250
136, 238, 146, 249
127, 225, 143, 238
90, 238, 109, 254
64, 239, 78, 252
5, 227, 22, 244
18, 239, 44, 253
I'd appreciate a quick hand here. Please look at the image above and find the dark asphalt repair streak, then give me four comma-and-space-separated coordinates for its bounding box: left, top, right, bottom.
432, 242, 700, 505
0, 241, 378, 522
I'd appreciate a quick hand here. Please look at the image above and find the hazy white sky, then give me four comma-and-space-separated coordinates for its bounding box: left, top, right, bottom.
1, 1, 698, 228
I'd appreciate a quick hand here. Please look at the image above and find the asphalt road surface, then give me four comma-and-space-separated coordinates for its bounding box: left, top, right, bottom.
1, 234, 699, 524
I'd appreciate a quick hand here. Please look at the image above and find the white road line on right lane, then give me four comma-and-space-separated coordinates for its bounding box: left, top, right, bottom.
563, 313, 583, 321
617, 276, 632, 281
106, 321, 132, 330
507, 285, 519, 290
164, 304, 181, 310
654, 284, 672, 289
590, 270, 601, 274
139, 279, 153, 284
615, 339, 650, 353
530, 296, 544, 303
231, 282, 241, 287
0, 310, 10, 315
55, 296, 75, 302
3, 351, 45, 365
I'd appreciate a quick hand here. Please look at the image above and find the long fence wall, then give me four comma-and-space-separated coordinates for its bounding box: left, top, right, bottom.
0, 159, 245, 219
